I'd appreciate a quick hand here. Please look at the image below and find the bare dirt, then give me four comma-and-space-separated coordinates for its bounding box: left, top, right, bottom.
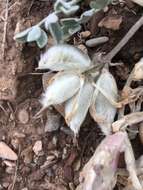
0, 0, 143, 190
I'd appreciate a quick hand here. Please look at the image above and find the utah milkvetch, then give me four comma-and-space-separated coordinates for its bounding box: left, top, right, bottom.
38, 44, 119, 135
40, 71, 83, 109
65, 80, 94, 135
90, 68, 118, 135
38, 44, 92, 71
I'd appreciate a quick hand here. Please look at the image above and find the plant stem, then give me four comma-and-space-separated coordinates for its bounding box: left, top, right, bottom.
104, 15, 143, 62
86, 15, 143, 74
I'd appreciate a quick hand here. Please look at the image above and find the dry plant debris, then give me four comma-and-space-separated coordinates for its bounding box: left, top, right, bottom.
0, 141, 17, 161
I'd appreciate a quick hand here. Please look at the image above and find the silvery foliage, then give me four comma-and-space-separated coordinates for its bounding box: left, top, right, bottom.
39, 44, 118, 135
14, 0, 113, 48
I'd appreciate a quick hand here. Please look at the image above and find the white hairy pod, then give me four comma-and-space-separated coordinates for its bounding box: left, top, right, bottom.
65, 80, 94, 135
38, 44, 92, 71
90, 69, 118, 135
41, 72, 82, 109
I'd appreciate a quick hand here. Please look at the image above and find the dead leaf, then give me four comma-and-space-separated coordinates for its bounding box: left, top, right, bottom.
112, 112, 143, 132
33, 140, 42, 155
17, 108, 29, 124
98, 15, 122, 30
0, 141, 18, 160
80, 31, 91, 39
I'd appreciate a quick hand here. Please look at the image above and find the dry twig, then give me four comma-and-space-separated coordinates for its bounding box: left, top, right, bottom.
1, 0, 9, 60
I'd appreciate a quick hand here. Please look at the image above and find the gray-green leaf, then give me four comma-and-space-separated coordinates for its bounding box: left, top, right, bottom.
78, 9, 96, 24
27, 26, 42, 42
45, 13, 58, 29
14, 28, 32, 43
54, 0, 79, 15
48, 22, 63, 44
90, 0, 113, 10
61, 18, 81, 39
36, 29, 48, 48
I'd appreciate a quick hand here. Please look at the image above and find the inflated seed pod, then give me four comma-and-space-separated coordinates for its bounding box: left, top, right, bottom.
65, 81, 94, 135
41, 72, 82, 109
42, 72, 65, 117
38, 44, 92, 71
90, 68, 118, 135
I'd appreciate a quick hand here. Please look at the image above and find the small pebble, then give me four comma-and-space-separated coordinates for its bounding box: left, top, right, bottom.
3, 160, 16, 167
17, 109, 29, 124
85, 37, 109, 47
45, 110, 61, 132
11, 138, 20, 150
5, 166, 15, 174
33, 140, 42, 155
2, 182, 9, 188
80, 31, 91, 38
0, 141, 18, 160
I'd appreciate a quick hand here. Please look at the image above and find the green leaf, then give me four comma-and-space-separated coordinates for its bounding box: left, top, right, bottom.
54, 0, 62, 12
36, 29, 48, 48
68, 25, 81, 35
61, 18, 81, 39
49, 22, 63, 44
14, 28, 32, 43
54, 0, 79, 15
27, 26, 42, 42
90, 0, 113, 10
45, 13, 58, 29
60, 5, 79, 15
78, 9, 96, 23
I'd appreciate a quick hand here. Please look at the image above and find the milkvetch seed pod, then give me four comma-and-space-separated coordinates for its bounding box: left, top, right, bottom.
38, 44, 92, 71
90, 69, 118, 135
65, 80, 94, 135
41, 72, 82, 109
